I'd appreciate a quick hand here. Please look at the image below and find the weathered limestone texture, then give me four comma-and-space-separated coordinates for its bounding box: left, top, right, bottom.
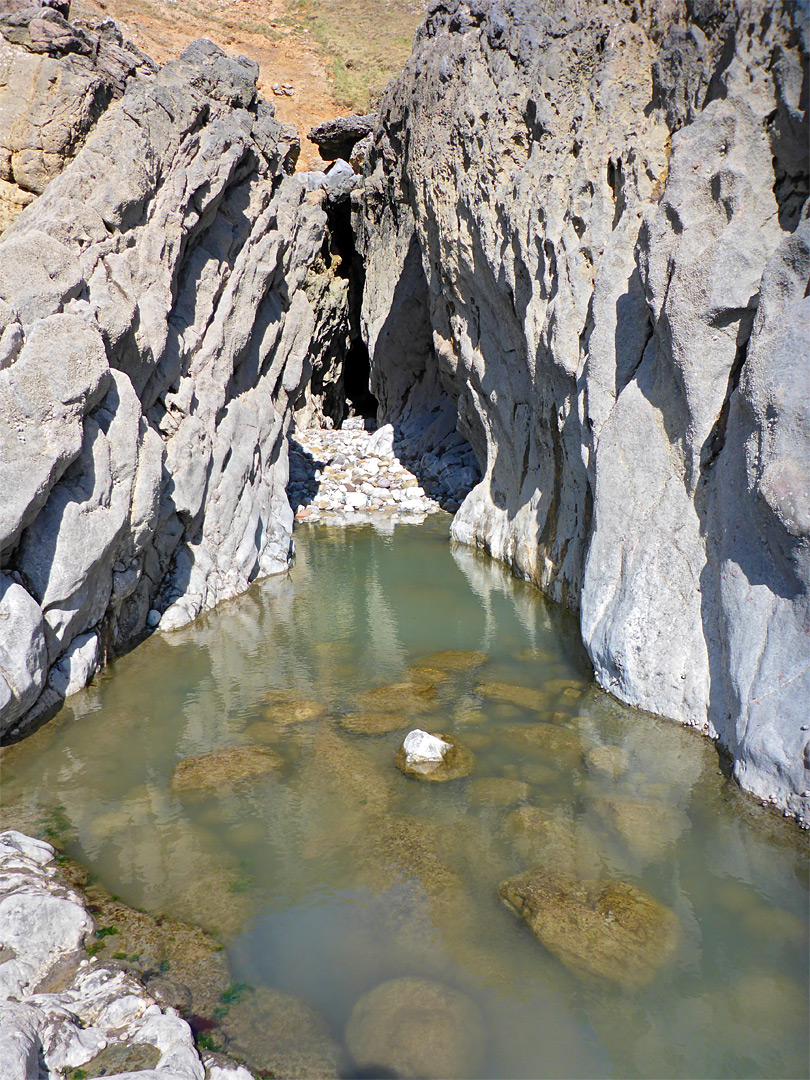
0, 830, 252, 1080
0, 21, 347, 736
0, 1, 157, 234
360, 0, 810, 817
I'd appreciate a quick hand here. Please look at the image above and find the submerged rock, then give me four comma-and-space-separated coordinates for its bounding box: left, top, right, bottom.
264, 698, 328, 725
355, 680, 437, 714
405, 664, 451, 686
593, 795, 690, 861
499, 869, 679, 988
220, 986, 343, 1078
171, 745, 283, 792
411, 649, 489, 672
585, 745, 630, 780
469, 776, 532, 808
395, 730, 475, 781
504, 806, 603, 878
339, 711, 412, 736
476, 681, 549, 712
345, 976, 485, 1079
500, 723, 584, 768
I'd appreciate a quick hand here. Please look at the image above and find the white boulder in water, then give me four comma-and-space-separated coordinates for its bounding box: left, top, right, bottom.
403, 729, 452, 763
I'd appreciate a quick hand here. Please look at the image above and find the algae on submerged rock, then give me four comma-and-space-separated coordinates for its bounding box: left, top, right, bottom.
345, 975, 486, 1079
171, 745, 283, 792
499, 868, 679, 988
220, 985, 344, 1079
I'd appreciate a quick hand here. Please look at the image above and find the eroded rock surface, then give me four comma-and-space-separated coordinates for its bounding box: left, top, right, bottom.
360, 0, 810, 818
0, 24, 350, 737
0, 3, 157, 234
0, 829, 252, 1080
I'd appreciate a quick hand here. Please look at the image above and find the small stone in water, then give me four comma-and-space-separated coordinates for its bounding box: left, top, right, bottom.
403, 729, 451, 762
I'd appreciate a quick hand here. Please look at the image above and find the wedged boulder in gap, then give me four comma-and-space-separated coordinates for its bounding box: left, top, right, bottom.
395, 728, 475, 781
220, 986, 344, 1079
308, 112, 376, 161
345, 976, 485, 1080
499, 868, 679, 989
171, 745, 283, 792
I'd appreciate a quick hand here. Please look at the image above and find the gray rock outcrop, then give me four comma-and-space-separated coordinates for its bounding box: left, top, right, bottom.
360, 0, 810, 818
0, 28, 349, 737
0, 2, 157, 234
0, 830, 252, 1080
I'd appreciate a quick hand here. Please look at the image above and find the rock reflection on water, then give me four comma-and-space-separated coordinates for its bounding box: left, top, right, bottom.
0, 519, 807, 1079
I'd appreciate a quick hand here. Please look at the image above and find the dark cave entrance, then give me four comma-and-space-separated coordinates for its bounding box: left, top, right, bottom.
327, 196, 378, 421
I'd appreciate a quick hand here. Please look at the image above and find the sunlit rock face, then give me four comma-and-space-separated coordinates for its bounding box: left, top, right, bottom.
359, 0, 810, 818
0, 28, 349, 736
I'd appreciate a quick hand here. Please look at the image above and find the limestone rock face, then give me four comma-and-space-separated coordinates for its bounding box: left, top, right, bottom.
0, 29, 346, 736
0, 829, 252, 1080
360, 0, 810, 818
0, 3, 157, 234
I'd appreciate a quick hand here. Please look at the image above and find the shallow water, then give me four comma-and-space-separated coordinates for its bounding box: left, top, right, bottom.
2, 518, 808, 1079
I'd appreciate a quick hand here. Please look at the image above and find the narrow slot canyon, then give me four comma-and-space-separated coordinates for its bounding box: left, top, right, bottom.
0, 1, 808, 1078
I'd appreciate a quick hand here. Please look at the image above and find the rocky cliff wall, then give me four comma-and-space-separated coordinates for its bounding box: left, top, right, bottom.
0, 0, 158, 233
0, 23, 349, 738
360, 0, 810, 818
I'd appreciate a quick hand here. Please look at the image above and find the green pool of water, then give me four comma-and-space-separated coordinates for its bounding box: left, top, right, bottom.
2, 518, 808, 1078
